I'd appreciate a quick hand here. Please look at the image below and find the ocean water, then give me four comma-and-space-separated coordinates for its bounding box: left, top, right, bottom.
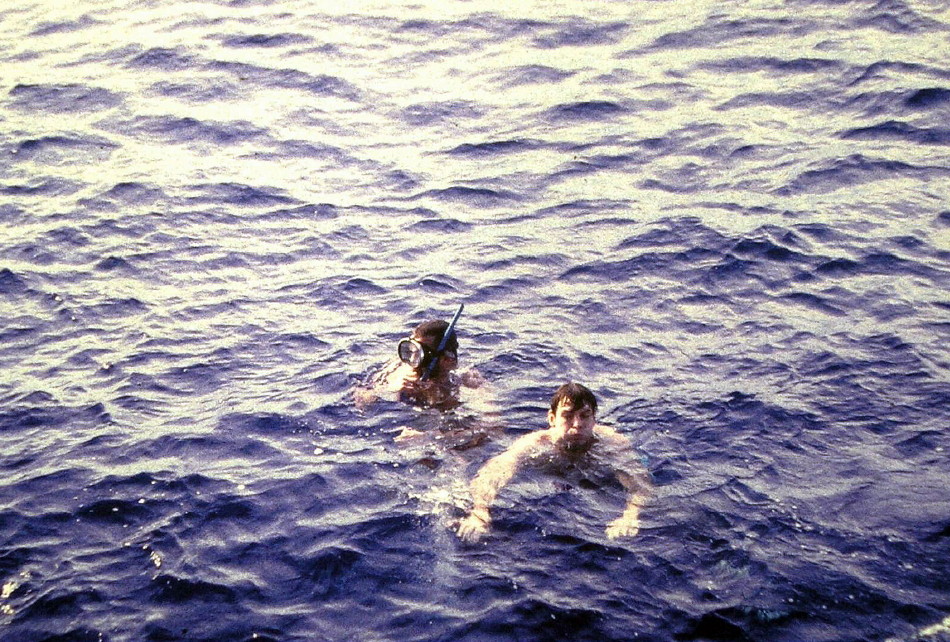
2, 0, 949, 640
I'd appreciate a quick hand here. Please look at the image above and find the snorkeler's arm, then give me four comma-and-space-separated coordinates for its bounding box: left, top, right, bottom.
353, 386, 379, 411
599, 427, 653, 539
456, 433, 539, 542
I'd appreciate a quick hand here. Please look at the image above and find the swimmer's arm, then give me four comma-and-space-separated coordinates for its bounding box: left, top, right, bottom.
606, 466, 652, 539
599, 428, 652, 539
456, 434, 538, 542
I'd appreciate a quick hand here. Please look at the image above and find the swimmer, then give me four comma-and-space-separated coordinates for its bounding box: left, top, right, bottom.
354, 304, 488, 414
456, 382, 652, 542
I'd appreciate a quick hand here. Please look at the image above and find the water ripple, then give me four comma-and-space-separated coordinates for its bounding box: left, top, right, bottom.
1, 3, 949, 641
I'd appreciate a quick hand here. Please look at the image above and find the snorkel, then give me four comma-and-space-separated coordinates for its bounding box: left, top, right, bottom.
421, 303, 464, 381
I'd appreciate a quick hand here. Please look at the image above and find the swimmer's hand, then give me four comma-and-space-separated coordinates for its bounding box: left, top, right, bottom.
394, 427, 425, 442
460, 369, 486, 388
605, 516, 640, 539
456, 509, 491, 543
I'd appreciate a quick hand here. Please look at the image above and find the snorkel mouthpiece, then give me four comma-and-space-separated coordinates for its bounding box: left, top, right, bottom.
420, 303, 464, 381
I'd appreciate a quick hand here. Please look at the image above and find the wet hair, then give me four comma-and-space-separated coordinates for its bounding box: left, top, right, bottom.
549, 382, 598, 415
412, 319, 459, 354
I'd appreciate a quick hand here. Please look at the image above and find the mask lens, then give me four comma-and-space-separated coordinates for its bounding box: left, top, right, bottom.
397, 339, 426, 368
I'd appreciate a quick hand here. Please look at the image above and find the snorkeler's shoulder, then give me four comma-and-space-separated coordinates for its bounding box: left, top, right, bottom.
459, 368, 487, 389
359, 359, 404, 393
353, 385, 378, 410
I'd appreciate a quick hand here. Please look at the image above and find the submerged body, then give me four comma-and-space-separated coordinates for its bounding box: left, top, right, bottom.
354, 313, 498, 447
457, 383, 652, 542
356, 357, 487, 413
354, 314, 481, 411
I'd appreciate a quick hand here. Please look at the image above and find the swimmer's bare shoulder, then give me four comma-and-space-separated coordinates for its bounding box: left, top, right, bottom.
594, 423, 624, 439
494, 429, 549, 465
593, 425, 648, 478
594, 424, 631, 449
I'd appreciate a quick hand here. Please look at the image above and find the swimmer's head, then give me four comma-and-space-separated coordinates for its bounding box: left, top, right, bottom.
396, 319, 459, 375
413, 320, 459, 355
549, 382, 598, 415
548, 382, 597, 450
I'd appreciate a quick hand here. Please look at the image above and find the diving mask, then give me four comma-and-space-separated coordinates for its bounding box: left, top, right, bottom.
397, 338, 435, 369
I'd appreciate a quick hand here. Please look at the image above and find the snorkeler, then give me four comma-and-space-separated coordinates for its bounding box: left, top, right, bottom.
456, 382, 652, 542
354, 304, 488, 413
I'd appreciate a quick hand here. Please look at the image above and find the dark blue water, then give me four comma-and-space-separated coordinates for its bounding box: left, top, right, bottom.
2, 1, 949, 640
